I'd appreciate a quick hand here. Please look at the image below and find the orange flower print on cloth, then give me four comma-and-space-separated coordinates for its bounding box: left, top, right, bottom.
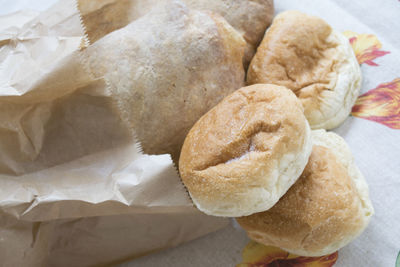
396, 251, 400, 267
343, 31, 390, 66
237, 241, 338, 267
352, 78, 400, 129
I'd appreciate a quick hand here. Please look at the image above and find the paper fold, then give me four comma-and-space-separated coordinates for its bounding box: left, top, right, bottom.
0, 0, 229, 265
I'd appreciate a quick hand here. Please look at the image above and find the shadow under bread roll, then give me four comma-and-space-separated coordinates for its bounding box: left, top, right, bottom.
236, 130, 374, 257
179, 84, 312, 217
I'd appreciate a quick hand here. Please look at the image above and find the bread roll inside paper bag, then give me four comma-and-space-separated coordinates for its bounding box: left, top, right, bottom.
0, 0, 246, 265
79, 0, 274, 67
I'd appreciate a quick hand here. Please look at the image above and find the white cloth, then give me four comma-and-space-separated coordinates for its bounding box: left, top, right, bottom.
1, 0, 399, 266
128, 1, 400, 266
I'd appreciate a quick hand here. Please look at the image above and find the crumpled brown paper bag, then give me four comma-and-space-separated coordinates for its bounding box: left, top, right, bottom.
0, 0, 228, 266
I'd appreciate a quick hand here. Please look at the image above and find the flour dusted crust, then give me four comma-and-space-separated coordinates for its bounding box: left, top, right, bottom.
80, 0, 274, 67
81, 1, 246, 160
247, 10, 361, 130
184, 0, 274, 67
237, 130, 374, 256
179, 84, 312, 217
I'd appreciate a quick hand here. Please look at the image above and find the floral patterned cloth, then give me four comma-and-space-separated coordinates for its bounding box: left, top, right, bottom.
1, 0, 399, 267
236, 1, 400, 266
135, 1, 400, 266
127, 1, 400, 266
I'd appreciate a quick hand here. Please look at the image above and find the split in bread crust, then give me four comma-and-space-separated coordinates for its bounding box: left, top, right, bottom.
247, 10, 361, 130
179, 84, 312, 217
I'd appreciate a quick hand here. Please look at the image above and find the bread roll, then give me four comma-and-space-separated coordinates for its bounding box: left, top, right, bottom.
79, 0, 274, 67
179, 84, 312, 217
247, 10, 361, 130
81, 1, 246, 160
237, 130, 374, 256
183, 0, 274, 67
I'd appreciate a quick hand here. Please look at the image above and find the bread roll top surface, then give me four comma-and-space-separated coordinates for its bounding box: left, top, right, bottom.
247, 10, 361, 129
237, 130, 374, 256
180, 84, 306, 172
237, 145, 363, 251
179, 84, 312, 216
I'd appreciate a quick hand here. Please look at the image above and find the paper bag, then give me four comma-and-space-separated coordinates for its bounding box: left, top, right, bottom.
0, 0, 228, 266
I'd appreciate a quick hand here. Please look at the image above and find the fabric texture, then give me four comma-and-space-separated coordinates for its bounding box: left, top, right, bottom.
1, 0, 399, 266
129, 1, 400, 266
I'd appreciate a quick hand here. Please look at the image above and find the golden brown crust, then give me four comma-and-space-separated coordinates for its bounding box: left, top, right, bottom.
237, 145, 365, 255
247, 10, 335, 91
247, 10, 361, 129
180, 84, 304, 172
179, 84, 311, 216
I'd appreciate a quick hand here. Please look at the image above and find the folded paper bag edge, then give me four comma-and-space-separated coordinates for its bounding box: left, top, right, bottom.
0, 1, 230, 265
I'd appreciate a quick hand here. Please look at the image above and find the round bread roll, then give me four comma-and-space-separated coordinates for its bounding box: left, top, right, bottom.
236, 130, 374, 257
247, 10, 362, 130
179, 84, 312, 217
81, 1, 246, 161
80, 0, 274, 68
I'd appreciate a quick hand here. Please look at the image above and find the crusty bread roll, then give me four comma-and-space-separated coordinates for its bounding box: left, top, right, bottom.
79, 0, 274, 67
247, 10, 361, 130
237, 130, 374, 257
81, 1, 246, 160
179, 84, 312, 217
183, 0, 274, 67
